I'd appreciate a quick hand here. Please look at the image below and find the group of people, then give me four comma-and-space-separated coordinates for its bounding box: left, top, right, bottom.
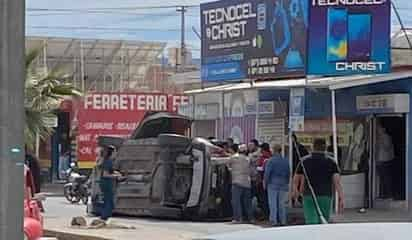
96, 135, 345, 225
214, 138, 290, 226
214, 136, 344, 226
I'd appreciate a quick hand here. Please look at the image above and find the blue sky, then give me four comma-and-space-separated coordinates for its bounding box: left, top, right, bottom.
26, 0, 412, 58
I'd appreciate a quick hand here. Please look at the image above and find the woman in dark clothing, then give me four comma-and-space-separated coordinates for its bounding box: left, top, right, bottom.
100, 145, 121, 221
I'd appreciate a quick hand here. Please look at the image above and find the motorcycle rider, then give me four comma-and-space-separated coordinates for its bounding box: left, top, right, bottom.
100, 145, 122, 221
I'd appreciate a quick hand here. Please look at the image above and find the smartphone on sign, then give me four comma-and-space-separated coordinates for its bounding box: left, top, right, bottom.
348, 13, 372, 61
327, 8, 348, 62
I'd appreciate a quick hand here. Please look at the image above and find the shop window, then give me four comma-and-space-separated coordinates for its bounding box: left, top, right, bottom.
339, 119, 369, 174
294, 118, 369, 174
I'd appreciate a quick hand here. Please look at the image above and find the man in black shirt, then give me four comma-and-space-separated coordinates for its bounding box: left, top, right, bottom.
293, 138, 344, 224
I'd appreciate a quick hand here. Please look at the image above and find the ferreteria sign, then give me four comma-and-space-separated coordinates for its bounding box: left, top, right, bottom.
201, 0, 308, 82
307, 0, 391, 75
77, 93, 188, 163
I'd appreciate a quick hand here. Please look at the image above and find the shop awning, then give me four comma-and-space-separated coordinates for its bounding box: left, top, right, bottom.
184, 78, 313, 95
329, 71, 412, 90
185, 71, 412, 95
183, 76, 370, 95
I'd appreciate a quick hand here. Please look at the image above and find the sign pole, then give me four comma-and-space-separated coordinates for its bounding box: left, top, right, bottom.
331, 90, 339, 214
0, 0, 25, 239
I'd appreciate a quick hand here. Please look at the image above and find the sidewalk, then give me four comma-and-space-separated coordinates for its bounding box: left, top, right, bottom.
44, 209, 411, 240
44, 217, 218, 240
333, 209, 412, 223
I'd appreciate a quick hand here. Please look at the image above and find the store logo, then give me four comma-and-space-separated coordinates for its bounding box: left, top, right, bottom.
203, 3, 257, 41
312, 0, 386, 6
335, 62, 386, 71
252, 34, 264, 48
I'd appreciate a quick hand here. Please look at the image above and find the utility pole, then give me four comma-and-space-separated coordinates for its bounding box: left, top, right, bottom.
177, 6, 187, 72
0, 0, 25, 240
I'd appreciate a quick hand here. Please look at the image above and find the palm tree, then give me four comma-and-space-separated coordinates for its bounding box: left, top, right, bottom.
25, 48, 82, 149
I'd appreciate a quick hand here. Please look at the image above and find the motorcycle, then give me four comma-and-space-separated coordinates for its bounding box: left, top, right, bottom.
63, 163, 90, 205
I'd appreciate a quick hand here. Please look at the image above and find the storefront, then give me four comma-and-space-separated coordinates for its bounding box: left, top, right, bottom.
258, 89, 289, 154
194, 101, 220, 138
330, 72, 412, 211
178, 93, 221, 139
184, 80, 308, 145
223, 90, 257, 144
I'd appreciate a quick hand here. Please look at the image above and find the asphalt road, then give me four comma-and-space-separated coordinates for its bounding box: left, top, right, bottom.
43, 197, 262, 236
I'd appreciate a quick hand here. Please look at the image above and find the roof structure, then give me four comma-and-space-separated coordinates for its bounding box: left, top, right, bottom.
26, 36, 166, 92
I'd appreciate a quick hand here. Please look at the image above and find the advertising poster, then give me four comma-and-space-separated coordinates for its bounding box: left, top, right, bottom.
343, 118, 369, 172
307, 0, 391, 75
77, 93, 188, 164
201, 0, 308, 82
289, 88, 305, 132
223, 90, 257, 144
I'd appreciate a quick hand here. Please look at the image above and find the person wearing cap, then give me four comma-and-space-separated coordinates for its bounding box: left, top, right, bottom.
100, 145, 122, 221
233, 144, 254, 223
264, 144, 290, 226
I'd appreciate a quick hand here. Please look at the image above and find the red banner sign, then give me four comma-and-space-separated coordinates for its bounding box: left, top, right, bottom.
77, 93, 188, 163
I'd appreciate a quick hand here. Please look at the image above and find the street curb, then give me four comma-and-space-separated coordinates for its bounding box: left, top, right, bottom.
44, 229, 111, 240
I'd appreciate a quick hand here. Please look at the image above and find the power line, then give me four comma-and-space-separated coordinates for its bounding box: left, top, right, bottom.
26, 5, 199, 12
27, 12, 200, 17
27, 10, 181, 17
27, 25, 195, 33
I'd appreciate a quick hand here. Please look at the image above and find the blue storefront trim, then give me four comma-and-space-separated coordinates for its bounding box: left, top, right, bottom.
293, 77, 412, 207
333, 77, 412, 205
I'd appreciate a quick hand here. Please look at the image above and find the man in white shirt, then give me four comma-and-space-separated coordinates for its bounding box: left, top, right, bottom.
217, 144, 253, 223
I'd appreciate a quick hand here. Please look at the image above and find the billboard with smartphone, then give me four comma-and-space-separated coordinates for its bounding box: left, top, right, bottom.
307, 0, 391, 75
201, 0, 308, 82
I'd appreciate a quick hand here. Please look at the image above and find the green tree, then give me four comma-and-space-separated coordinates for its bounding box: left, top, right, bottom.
25, 48, 82, 149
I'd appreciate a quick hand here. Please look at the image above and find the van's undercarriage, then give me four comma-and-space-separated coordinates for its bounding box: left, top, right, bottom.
88, 113, 233, 219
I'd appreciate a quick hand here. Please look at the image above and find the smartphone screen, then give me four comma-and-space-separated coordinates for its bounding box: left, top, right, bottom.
327, 8, 348, 62
348, 13, 372, 61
